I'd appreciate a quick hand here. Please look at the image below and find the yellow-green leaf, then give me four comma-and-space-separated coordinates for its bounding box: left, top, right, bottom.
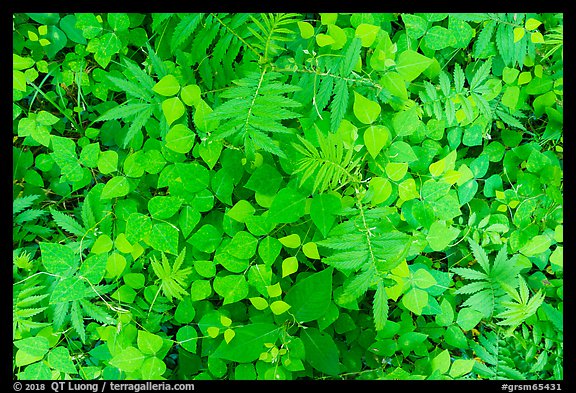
279, 234, 301, 248
224, 328, 236, 344
153, 74, 181, 97
207, 327, 220, 338
282, 257, 298, 278
297, 21, 314, 39
302, 242, 320, 259
269, 300, 291, 315
531, 31, 544, 44
249, 297, 269, 310
355, 24, 380, 47
316, 34, 335, 47
363, 125, 390, 157
513, 27, 525, 43
354, 92, 381, 124
525, 18, 542, 31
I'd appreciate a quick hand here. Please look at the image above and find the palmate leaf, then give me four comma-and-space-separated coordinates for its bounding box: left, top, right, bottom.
496, 276, 545, 329
452, 240, 523, 318
150, 249, 192, 301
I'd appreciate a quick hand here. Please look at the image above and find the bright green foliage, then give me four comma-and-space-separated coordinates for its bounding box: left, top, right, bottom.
13, 12, 562, 381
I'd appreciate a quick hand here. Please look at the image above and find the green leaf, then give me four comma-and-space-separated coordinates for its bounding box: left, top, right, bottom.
431, 349, 451, 374
101, 176, 130, 199
106, 252, 126, 278
148, 222, 179, 255
181, 84, 202, 106
226, 231, 258, 259
412, 268, 437, 289
177, 326, 199, 353
212, 323, 281, 363
40, 242, 77, 274
353, 92, 381, 124
268, 187, 306, 224
137, 330, 164, 355
109, 346, 146, 372
148, 196, 183, 219
436, 298, 454, 326
258, 236, 282, 266
402, 287, 428, 315
310, 193, 341, 237
456, 308, 483, 331
395, 50, 433, 82
393, 107, 421, 137
165, 124, 195, 154
213, 274, 249, 304
284, 268, 333, 323
301, 327, 340, 376
427, 220, 460, 251
189, 224, 221, 254
47, 346, 77, 374
161, 97, 185, 126
153, 74, 181, 96
178, 206, 202, 238
227, 200, 255, 223
449, 359, 476, 378
141, 357, 166, 379
380, 72, 408, 100
424, 26, 458, 50
281, 257, 299, 278
269, 300, 291, 315
520, 235, 551, 257
364, 125, 390, 158
402, 14, 428, 39
14, 336, 50, 359
355, 23, 380, 47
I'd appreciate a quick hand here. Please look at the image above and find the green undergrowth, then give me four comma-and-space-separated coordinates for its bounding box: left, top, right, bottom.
13, 12, 563, 380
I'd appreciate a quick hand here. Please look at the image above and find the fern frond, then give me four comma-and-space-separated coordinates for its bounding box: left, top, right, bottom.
249, 13, 300, 62
210, 70, 301, 158
292, 128, 360, 194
